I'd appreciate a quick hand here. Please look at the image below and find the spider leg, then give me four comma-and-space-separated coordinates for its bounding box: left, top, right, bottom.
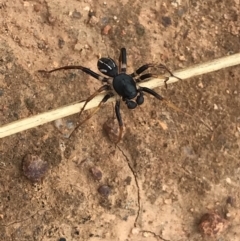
131, 64, 155, 77
115, 100, 124, 144
78, 84, 111, 118
135, 73, 157, 82
157, 64, 182, 89
139, 86, 189, 116
69, 92, 114, 138
139, 86, 164, 100
39, 65, 109, 82
119, 48, 127, 73
131, 64, 181, 88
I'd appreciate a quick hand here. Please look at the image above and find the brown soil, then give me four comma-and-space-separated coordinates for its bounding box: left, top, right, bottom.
0, 1, 240, 240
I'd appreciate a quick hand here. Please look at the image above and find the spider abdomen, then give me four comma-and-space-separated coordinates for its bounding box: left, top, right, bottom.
113, 73, 138, 99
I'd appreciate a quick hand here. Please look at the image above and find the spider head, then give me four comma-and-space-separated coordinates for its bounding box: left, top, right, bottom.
97, 58, 118, 77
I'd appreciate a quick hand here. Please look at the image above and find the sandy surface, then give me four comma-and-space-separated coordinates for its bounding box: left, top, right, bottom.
0, 0, 240, 240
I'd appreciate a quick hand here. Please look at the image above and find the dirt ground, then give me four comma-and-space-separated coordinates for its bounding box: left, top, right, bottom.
0, 0, 240, 240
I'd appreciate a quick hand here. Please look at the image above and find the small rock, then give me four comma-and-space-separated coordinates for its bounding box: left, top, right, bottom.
98, 185, 111, 197
89, 16, 99, 24
190, 208, 194, 212
25, 98, 35, 110
135, 24, 145, 36
142, 232, 152, 237
131, 227, 140, 235
103, 117, 124, 143
164, 198, 172, 204
178, 55, 186, 61
90, 167, 102, 181
23, 1, 30, 7
74, 42, 83, 52
59, 238, 66, 241
88, 9, 95, 18
162, 16, 172, 27
199, 212, 228, 237
226, 177, 231, 184
58, 38, 65, 49
84, 6, 90, 11
22, 154, 49, 182
198, 82, 204, 88
226, 212, 231, 218
102, 25, 111, 35
226, 196, 234, 206
48, 15, 56, 24
124, 176, 132, 185
72, 10, 82, 19
33, 4, 41, 12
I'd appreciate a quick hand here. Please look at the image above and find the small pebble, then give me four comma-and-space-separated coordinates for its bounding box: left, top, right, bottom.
22, 154, 49, 182
199, 212, 227, 237
164, 198, 172, 204
89, 16, 99, 24
72, 10, 82, 19
102, 25, 111, 35
58, 38, 65, 49
131, 227, 140, 235
125, 176, 132, 185
48, 15, 56, 24
135, 24, 145, 36
84, 6, 90, 11
23, 1, 30, 7
226, 212, 231, 218
90, 167, 102, 181
177, 7, 186, 17
190, 208, 194, 212
198, 82, 204, 88
226, 177, 231, 184
178, 55, 186, 61
33, 4, 41, 12
88, 9, 95, 18
142, 232, 151, 238
98, 185, 111, 197
59, 238, 66, 241
103, 117, 124, 143
100, 17, 109, 25
74, 43, 83, 52
161, 16, 172, 27
226, 196, 234, 206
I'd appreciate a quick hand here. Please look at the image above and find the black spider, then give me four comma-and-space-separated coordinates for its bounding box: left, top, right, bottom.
39, 48, 181, 143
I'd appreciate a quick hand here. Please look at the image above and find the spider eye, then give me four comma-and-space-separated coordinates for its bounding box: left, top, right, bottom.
97, 58, 118, 77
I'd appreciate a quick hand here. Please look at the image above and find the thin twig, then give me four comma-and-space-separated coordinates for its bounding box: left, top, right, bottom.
0, 53, 240, 138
